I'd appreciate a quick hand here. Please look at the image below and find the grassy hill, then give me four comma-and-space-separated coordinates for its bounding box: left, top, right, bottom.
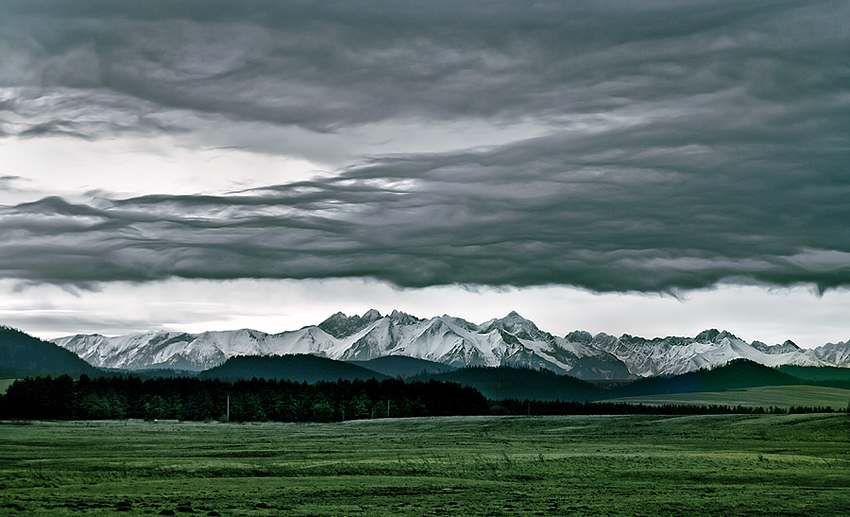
617, 359, 799, 397
601, 385, 850, 410
778, 365, 850, 385
348, 356, 456, 377
413, 366, 602, 402
198, 354, 388, 383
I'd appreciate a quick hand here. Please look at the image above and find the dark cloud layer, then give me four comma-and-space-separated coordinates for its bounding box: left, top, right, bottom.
4, 0, 846, 134
3, 124, 850, 292
1, 1, 849, 293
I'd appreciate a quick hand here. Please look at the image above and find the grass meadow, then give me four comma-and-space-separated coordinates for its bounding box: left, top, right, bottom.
602, 385, 850, 410
1, 414, 849, 516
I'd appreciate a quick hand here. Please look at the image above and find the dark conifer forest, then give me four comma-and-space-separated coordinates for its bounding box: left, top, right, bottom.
0, 375, 490, 422
0, 374, 842, 422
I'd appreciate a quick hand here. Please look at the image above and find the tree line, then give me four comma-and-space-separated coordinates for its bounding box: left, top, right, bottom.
0, 375, 844, 421
490, 398, 845, 416
0, 375, 490, 422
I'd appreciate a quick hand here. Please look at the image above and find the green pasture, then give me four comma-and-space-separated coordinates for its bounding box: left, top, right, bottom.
602, 385, 850, 410
1, 414, 849, 516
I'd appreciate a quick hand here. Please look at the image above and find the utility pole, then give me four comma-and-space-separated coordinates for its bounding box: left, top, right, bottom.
226, 396, 230, 423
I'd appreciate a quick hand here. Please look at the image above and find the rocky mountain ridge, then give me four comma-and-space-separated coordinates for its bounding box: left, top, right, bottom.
52, 310, 850, 380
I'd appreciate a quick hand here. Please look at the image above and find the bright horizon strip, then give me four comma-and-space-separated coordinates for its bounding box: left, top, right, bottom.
1, 279, 846, 350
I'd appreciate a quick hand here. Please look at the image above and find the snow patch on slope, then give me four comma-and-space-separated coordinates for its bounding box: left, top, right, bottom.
51, 312, 850, 377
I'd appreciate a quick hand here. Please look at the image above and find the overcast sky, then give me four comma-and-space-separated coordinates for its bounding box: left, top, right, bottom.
1, 0, 849, 347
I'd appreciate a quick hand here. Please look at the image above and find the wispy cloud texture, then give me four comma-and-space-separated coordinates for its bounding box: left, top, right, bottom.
2, 0, 849, 294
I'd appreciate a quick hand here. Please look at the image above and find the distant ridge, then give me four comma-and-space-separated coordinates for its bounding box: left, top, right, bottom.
619, 359, 800, 397
412, 366, 602, 402
778, 365, 850, 383
347, 356, 456, 377
44, 309, 850, 379
416, 360, 807, 404
197, 354, 388, 383
0, 325, 99, 378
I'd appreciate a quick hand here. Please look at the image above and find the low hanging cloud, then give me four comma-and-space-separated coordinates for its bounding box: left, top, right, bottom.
3, 123, 850, 292
1, 1, 849, 293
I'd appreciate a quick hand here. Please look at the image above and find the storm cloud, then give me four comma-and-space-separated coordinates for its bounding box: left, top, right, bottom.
1, 0, 849, 293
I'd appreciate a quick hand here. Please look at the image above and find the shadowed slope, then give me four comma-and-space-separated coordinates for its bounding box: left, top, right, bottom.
198, 354, 387, 383
0, 326, 99, 378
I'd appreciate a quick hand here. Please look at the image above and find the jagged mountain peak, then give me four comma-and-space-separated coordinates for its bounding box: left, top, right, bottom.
319, 310, 383, 338
565, 330, 593, 344
73, 332, 106, 338
694, 329, 741, 343
481, 311, 541, 334
437, 314, 478, 330
752, 339, 801, 354
389, 309, 421, 325
323, 311, 348, 321
695, 328, 721, 342
497, 310, 532, 324
618, 329, 742, 347
46, 310, 850, 379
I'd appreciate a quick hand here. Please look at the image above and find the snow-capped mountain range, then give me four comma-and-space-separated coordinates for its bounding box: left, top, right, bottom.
52, 310, 850, 380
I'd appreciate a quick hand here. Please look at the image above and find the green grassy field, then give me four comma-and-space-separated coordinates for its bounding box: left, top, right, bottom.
602, 385, 850, 409
2, 414, 849, 516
